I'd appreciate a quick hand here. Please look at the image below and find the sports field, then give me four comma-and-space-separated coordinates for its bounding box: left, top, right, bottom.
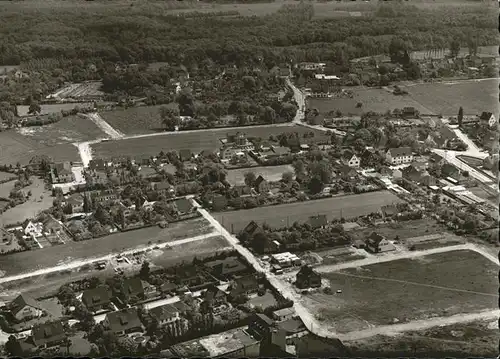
214, 190, 402, 232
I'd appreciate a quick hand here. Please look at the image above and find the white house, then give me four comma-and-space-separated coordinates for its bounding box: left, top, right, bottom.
480, 112, 497, 128
341, 151, 360, 168
9, 294, 44, 321
149, 304, 181, 327
23, 221, 44, 238
385, 147, 413, 165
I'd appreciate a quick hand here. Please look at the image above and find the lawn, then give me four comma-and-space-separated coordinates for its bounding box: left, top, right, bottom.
0, 172, 15, 182
0, 177, 53, 226
226, 165, 293, 185
0, 131, 79, 166
304, 250, 497, 334
100, 104, 178, 135
16, 115, 107, 146
248, 290, 278, 310
91, 125, 329, 159
350, 219, 445, 242
401, 78, 499, 116
215, 190, 403, 233
16, 103, 92, 117
0, 217, 212, 277
307, 87, 433, 116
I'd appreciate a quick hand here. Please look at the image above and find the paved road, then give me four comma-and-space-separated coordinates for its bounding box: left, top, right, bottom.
0, 231, 218, 285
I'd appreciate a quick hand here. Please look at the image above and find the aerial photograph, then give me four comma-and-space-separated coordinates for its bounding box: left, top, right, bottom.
0, 0, 498, 357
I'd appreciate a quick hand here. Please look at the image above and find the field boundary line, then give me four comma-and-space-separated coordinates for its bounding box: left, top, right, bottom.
331, 272, 497, 297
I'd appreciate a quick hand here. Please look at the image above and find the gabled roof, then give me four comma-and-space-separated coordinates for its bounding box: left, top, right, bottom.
480, 111, 493, 120
82, 286, 111, 308
105, 308, 142, 333
339, 164, 356, 175
172, 301, 190, 313
32, 321, 67, 347
255, 313, 274, 326
205, 257, 248, 276
242, 220, 263, 237
254, 175, 267, 187
341, 150, 356, 161
297, 265, 320, 278
233, 275, 259, 291
203, 285, 227, 302
387, 147, 412, 157
10, 294, 42, 315
429, 152, 444, 163
366, 232, 386, 245
149, 304, 178, 321
402, 165, 422, 176
381, 205, 397, 217
121, 277, 144, 297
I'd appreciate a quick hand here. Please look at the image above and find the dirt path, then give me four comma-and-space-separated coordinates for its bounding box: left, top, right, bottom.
340, 309, 500, 341
85, 113, 124, 139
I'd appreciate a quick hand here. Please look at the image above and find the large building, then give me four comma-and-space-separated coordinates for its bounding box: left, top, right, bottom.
385, 147, 413, 165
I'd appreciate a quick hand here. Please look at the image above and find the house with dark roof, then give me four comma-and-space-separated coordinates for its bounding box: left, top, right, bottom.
211, 194, 228, 211
8, 294, 45, 321
178, 149, 192, 162
479, 112, 497, 128
254, 175, 270, 193
229, 275, 259, 297
248, 313, 275, 339
159, 282, 178, 295
402, 165, 423, 183
338, 165, 357, 180
174, 198, 194, 216
365, 232, 395, 253
308, 215, 327, 229
295, 265, 321, 289
149, 304, 180, 327
121, 277, 145, 301
441, 163, 460, 178
0, 227, 13, 243
103, 308, 144, 335
82, 286, 111, 312
381, 205, 397, 219
50, 162, 75, 184
241, 221, 264, 238
30, 320, 68, 349
341, 150, 360, 168
88, 159, 108, 172
231, 185, 253, 198
205, 257, 248, 278
202, 285, 228, 306
385, 147, 413, 165
429, 152, 445, 165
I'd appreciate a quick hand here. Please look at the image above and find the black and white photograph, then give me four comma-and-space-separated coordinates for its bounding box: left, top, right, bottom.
0, 0, 498, 357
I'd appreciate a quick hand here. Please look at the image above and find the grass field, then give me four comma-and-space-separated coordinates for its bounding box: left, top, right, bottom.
17, 115, 107, 146
0, 217, 212, 277
305, 250, 497, 334
0, 235, 230, 301
348, 319, 498, 357
0, 131, 80, 166
91, 125, 329, 159
100, 104, 178, 135
350, 219, 444, 242
308, 79, 499, 117
0, 171, 14, 182
16, 103, 92, 117
226, 165, 293, 185
214, 190, 403, 232
401, 79, 499, 116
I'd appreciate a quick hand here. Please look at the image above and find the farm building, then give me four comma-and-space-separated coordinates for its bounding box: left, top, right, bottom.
271, 252, 301, 268
295, 265, 322, 289
365, 232, 396, 253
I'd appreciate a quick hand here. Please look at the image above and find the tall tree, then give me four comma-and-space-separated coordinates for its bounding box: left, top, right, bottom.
457, 106, 463, 127
450, 39, 461, 58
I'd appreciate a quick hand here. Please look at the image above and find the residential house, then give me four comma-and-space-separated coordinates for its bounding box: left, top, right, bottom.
65, 193, 85, 213
298, 62, 326, 71
378, 166, 393, 177
202, 285, 228, 306
121, 277, 145, 301
295, 265, 322, 289
178, 149, 192, 162
229, 275, 259, 297
88, 159, 108, 172
441, 163, 460, 179
174, 198, 194, 216
81, 286, 112, 312
154, 181, 175, 197
385, 147, 413, 165
212, 194, 228, 211
85, 170, 108, 187
338, 165, 357, 180
30, 321, 68, 349
254, 175, 270, 193
341, 150, 360, 168
402, 107, 418, 118
219, 147, 246, 161
224, 132, 250, 147
231, 185, 253, 198
248, 313, 276, 338
0, 227, 13, 243
8, 294, 44, 321
381, 204, 397, 219
308, 215, 327, 229
479, 111, 497, 128
323, 116, 361, 132
42, 215, 63, 235
50, 162, 75, 184
241, 221, 264, 238
149, 304, 180, 327
205, 257, 248, 278
23, 220, 43, 238
429, 152, 445, 165
272, 307, 296, 322
420, 173, 437, 186
87, 189, 118, 206
402, 165, 423, 183
365, 232, 396, 253
159, 282, 178, 296
103, 308, 144, 336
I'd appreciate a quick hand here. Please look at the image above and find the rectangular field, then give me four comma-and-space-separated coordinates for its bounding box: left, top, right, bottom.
17, 103, 92, 117
304, 250, 497, 334
91, 125, 329, 159
214, 190, 403, 232
401, 78, 499, 116
0, 131, 80, 166
100, 104, 178, 135
226, 165, 293, 185
0, 217, 212, 277
17, 115, 107, 146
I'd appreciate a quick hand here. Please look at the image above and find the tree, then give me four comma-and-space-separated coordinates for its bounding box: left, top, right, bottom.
308, 177, 323, 194
28, 102, 41, 115
140, 261, 150, 279
176, 90, 195, 117
282, 171, 294, 183
389, 37, 408, 64
160, 106, 180, 131
450, 39, 460, 58
292, 159, 305, 176
243, 171, 256, 187
457, 106, 463, 127
5, 335, 21, 356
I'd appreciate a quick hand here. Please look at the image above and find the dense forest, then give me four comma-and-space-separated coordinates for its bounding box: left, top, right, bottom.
0, 2, 496, 67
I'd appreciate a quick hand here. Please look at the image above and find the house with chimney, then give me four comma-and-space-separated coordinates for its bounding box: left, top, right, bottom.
365, 232, 395, 253
254, 175, 270, 193
341, 150, 360, 168
295, 265, 321, 289
103, 308, 144, 336
8, 294, 45, 321
81, 286, 112, 312
24, 321, 68, 351
479, 112, 497, 128
50, 162, 75, 184
148, 304, 181, 327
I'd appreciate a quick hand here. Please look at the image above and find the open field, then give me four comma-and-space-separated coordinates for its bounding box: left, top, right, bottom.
100, 104, 178, 135
16, 103, 92, 117
0, 235, 230, 301
308, 88, 433, 116
92, 125, 329, 159
304, 250, 497, 334
17, 115, 107, 146
214, 190, 403, 232
0, 172, 15, 182
348, 319, 498, 357
0, 177, 53, 226
226, 165, 293, 185
401, 78, 500, 115
48, 81, 104, 100
0, 131, 80, 166
0, 217, 212, 277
